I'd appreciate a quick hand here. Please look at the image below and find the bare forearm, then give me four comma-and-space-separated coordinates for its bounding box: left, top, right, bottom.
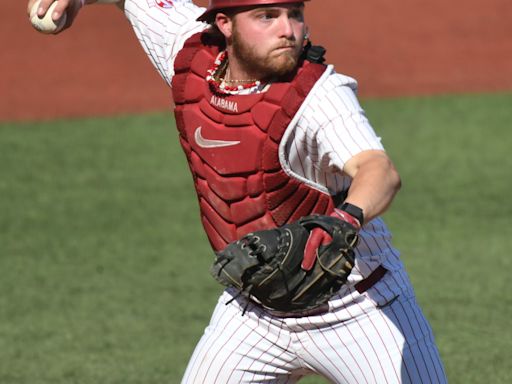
343, 151, 401, 224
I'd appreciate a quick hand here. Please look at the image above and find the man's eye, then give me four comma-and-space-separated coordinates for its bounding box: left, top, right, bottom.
289, 10, 304, 22
258, 12, 276, 21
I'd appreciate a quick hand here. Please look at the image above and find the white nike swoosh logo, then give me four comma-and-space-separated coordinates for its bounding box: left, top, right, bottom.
194, 126, 240, 149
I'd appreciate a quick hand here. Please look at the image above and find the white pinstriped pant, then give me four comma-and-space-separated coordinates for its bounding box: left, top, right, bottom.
181, 270, 447, 383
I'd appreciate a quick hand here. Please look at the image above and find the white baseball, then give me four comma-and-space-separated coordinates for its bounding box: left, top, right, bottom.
30, 0, 67, 34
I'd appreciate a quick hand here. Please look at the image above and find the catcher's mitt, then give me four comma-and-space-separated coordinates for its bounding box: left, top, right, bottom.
210, 215, 359, 313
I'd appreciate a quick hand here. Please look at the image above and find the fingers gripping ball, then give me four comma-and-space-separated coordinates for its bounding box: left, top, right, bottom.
211, 215, 359, 314
30, 0, 67, 34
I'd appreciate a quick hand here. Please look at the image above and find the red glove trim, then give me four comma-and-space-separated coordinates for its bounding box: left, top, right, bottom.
302, 209, 360, 271
302, 228, 332, 271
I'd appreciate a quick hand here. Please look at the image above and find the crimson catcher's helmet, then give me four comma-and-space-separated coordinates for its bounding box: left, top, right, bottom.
197, 0, 310, 22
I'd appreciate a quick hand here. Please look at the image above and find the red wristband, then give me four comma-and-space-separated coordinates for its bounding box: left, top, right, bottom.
332, 208, 361, 230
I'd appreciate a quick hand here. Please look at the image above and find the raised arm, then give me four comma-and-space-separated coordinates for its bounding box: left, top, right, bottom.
27, 0, 124, 34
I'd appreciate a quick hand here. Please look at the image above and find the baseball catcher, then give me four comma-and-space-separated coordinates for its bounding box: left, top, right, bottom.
32, 0, 448, 382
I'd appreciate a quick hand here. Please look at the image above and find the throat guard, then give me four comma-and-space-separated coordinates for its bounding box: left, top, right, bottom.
172, 32, 334, 251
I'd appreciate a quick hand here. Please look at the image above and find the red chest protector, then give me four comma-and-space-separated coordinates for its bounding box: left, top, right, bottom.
172, 32, 335, 251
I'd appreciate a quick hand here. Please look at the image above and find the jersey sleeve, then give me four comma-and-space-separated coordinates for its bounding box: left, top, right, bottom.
123, 0, 207, 86
303, 70, 385, 173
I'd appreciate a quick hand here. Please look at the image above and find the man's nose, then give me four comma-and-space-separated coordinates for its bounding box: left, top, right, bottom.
277, 15, 294, 39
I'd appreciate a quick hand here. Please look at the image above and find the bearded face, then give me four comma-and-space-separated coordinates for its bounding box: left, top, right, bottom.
231, 21, 304, 79
225, 6, 307, 81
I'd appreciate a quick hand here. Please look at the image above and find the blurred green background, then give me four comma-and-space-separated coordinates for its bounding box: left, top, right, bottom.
1, 92, 510, 383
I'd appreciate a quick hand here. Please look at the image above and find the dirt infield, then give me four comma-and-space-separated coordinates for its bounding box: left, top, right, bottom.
2, 0, 512, 121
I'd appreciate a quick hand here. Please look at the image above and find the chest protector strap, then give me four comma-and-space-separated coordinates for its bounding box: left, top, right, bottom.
172, 32, 335, 251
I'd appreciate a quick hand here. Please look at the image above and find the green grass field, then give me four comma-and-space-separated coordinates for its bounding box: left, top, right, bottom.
1, 92, 511, 383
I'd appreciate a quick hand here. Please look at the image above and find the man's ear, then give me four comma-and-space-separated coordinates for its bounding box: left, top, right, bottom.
215, 13, 233, 39
304, 25, 310, 41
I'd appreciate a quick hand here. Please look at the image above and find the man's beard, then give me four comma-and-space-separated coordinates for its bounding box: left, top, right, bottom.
231, 28, 303, 80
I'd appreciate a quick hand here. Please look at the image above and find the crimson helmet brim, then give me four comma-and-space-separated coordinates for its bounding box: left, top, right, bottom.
197, 0, 309, 22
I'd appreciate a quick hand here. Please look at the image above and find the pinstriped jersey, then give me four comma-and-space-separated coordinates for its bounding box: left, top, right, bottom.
123, 0, 405, 295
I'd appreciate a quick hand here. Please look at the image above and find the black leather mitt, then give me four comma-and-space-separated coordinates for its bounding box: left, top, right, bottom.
210, 215, 359, 313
